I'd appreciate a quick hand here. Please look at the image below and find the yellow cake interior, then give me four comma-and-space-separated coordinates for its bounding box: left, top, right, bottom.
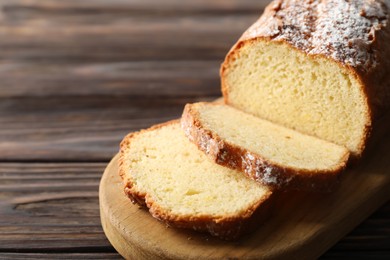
193, 103, 349, 171
223, 39, 370, 156
122, 123, 271, 217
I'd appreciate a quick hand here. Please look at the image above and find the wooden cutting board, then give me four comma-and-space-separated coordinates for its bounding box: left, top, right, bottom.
100, 132, 390, 259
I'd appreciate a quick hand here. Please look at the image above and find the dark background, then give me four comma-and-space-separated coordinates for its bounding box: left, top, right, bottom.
0, 0, 389, 259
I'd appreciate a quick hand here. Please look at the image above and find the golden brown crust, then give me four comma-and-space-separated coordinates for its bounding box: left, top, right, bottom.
220, 0, 390, 157
181, 103, 349, 191
119, 120, 273, 240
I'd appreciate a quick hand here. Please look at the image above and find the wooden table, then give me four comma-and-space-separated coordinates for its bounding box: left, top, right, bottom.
0, 0, 388, 259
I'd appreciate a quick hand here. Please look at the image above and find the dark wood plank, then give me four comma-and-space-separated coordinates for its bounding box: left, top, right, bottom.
321, 251, 390, 259
0, 253, 121, 260
0, 162, 388, 257
0, 0, 255, 161
0, 61, 220, 98
0, 18, 251, 62
0, 96, 215, 161
0, 0, 270, 14
0, 16, 257, 62
0, 163, 110, 251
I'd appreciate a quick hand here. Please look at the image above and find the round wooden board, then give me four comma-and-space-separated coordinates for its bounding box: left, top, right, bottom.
100, 146, 390, 260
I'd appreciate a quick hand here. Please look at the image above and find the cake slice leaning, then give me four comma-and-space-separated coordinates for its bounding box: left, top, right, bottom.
181, 102, 350, 191
119, 121, 272, 240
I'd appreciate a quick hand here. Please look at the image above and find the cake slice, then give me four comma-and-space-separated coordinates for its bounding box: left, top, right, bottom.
221, 0, 390, 157
119, 121, 272, 240
181, 102, 350, 191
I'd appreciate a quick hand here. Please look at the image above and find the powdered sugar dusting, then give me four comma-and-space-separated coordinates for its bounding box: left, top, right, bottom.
243, 152, 280, 185
243, 0, 389, 71
262, 167, 278, 184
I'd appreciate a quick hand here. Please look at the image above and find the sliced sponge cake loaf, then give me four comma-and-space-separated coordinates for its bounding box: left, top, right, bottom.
119, 121, 272, 240
181, 102, 349, 190
221, 0, 390, 157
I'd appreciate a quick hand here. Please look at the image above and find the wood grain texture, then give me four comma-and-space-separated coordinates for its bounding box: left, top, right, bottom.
0, 96, 216, 161
0, 0, 269, 13
0, 162, 388, 258
0, 0, 389, 258
0, 253, 121, 260
0, 61, 221, 98
0, 163, 111, 251
0, 0, 260, 62
100, 144, 390, 259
